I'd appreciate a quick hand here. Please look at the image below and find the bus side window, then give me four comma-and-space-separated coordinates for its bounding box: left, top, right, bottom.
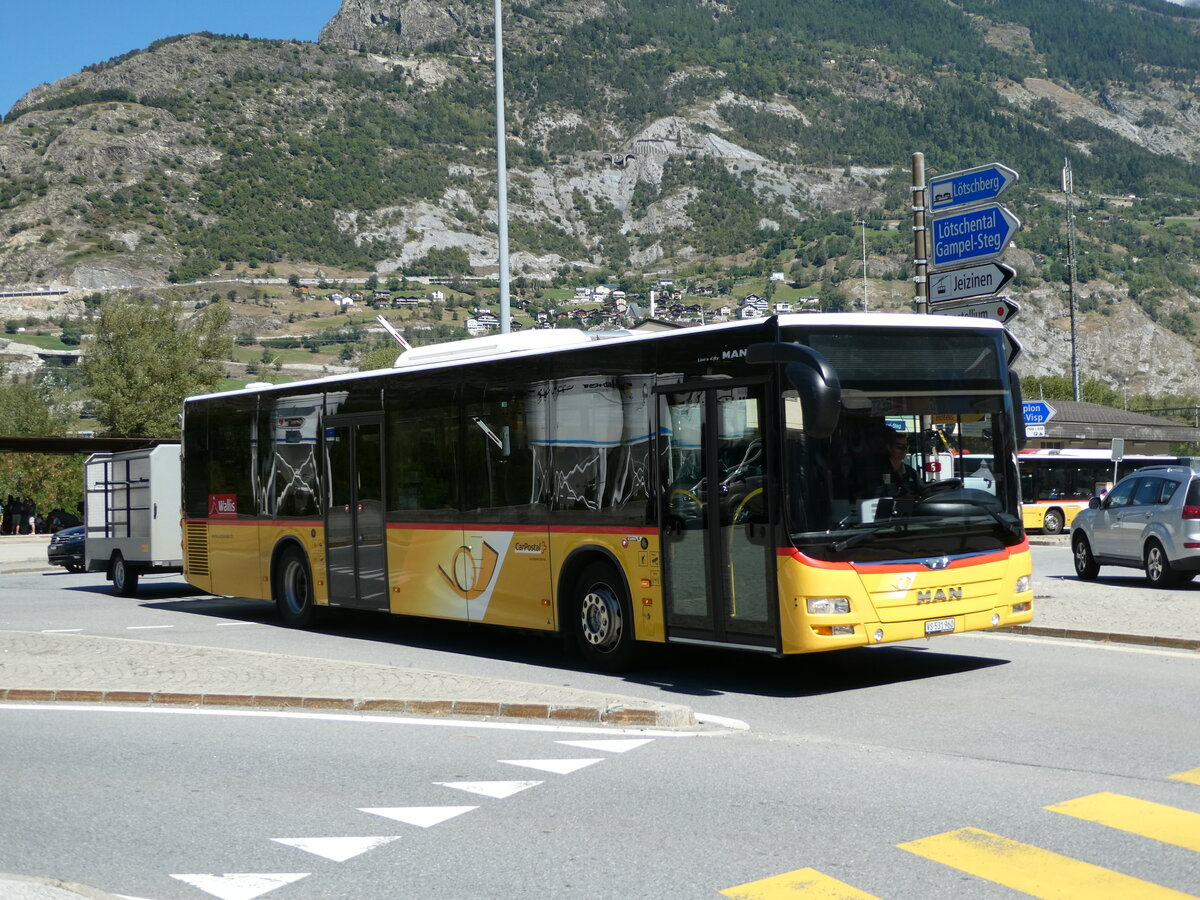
385, 378, 458, 518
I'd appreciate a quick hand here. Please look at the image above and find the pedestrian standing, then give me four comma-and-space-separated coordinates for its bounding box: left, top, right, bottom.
4, 495, 18, 535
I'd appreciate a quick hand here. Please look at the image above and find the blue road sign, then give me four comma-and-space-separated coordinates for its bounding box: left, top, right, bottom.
930, 203, 1020, 270
930, 163, 1019, 212
1022, 400, 1057, 426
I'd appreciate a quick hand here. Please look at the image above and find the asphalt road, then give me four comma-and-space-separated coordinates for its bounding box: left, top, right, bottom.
4, 640, 1199, 899
3, 549, 1200, 899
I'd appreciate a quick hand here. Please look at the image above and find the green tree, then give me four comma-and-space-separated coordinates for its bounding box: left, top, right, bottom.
84, 298, 233, 437
0, 381, 84, 515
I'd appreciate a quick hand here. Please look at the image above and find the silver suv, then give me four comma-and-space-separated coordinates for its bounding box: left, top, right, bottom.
1071, 465, 1200, 586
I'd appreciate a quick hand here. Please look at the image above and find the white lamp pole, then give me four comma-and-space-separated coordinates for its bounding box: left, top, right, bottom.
494, 0, 511, 333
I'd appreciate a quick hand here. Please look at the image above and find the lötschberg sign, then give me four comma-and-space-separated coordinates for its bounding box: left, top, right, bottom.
929, 163, 1018, 212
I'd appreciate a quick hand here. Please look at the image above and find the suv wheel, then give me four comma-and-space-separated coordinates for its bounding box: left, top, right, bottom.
1073, 534, 1100, 580
1144, 540, 1177, 587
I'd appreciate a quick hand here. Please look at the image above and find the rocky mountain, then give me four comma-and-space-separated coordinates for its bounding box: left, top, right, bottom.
1, 0, 1199, 393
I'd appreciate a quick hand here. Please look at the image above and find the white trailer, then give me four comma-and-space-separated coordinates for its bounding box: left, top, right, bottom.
84, 443, 183, 596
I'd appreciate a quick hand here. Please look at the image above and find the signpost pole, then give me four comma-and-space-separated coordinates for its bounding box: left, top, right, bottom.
912, 152, 928, 314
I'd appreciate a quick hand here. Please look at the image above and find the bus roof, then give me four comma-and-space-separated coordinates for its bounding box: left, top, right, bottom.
185, 312, 1009, 403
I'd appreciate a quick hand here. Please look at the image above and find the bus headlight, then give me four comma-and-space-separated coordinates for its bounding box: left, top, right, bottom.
806, 597, 850, 615
1015, 575, 1031, 594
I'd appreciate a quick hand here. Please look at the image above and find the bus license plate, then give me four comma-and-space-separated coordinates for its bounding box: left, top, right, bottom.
925, 617, 956, 635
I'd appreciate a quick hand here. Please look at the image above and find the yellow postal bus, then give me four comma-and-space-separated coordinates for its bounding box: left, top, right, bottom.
180, 314, 1033, 669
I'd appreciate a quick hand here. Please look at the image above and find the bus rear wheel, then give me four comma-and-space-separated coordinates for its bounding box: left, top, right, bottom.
275, 546, 319, 628
573, 562, 637, 672
1042, 508, 1065, 535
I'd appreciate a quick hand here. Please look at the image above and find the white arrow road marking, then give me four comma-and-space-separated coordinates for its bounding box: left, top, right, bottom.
170, 873, 308, 900
359, 806, 477, 828
500, 758, 603, 774
434, 780, 542, 798
555, 739, 654, 753
272, 836, 401, 861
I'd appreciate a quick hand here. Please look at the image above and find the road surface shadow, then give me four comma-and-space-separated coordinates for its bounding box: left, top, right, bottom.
64, 579, 214, 603
125, 597, 1009, 699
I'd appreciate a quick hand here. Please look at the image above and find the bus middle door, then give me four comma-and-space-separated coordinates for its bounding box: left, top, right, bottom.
325, 414, 388, 611
658, 382, 775, 649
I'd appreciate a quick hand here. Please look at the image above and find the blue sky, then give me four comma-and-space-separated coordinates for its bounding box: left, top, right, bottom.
1, 0, 340, 115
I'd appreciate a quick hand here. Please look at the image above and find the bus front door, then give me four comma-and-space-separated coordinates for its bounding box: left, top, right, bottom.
325, 415, 388, 611
659, 384, 775, 649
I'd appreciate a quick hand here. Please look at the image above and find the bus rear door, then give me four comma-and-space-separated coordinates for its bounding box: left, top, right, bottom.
325, 414, 389, 611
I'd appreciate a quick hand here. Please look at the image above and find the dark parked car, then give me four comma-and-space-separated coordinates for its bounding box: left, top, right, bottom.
47, 525, 86, 573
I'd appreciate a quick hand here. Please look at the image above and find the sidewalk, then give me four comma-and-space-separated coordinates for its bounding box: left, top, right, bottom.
0, 533, 53, 575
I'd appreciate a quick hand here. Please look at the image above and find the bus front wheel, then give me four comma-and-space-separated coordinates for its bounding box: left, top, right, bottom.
112, 553, 139, 597
1042, 508, 1065, 535
573, 562, 638, 672
275, 546, 319, 628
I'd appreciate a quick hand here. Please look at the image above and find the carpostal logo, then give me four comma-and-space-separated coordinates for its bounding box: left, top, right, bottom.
208, 494, 237, 518
513, 540, 547, 555
438, 541, 501, 601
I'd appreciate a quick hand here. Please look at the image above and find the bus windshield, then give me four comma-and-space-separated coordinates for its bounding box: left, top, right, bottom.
780, 326, 1022, 562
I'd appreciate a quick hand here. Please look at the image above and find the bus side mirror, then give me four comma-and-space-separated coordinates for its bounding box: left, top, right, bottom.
747, 342, 841, 439
1009, 368, 1027, 450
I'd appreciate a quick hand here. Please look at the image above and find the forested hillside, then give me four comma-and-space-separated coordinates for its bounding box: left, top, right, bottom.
1, 0, 1199, 391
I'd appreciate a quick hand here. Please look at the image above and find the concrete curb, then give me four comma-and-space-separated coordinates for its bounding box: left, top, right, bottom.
1001, 624, 1200, 652
0, 872, 121, 899
0, 687, 692, 728
0, 632, 698, 729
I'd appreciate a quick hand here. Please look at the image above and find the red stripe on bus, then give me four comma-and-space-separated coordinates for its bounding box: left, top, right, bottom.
185, 518, 655, 536
385, 522, 656, 535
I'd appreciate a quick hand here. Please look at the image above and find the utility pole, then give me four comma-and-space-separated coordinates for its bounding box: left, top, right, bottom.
1063, 158, 1080, 401
494, 0, 511, 333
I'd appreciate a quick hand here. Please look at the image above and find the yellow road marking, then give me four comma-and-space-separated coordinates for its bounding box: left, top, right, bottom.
1047, 792, 1200, 852
1170, 767, 1200, 786
898, 827, 1197, 899
719, 867, 880, 899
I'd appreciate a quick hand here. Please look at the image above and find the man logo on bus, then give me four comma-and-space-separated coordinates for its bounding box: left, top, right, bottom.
916, 586, 963, 604
438, 541, 500, 600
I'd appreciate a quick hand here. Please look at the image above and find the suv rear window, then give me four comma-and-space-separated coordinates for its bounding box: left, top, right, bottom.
1187, 478, 1200, 507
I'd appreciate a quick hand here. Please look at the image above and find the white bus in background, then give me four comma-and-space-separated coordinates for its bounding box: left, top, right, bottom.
944, 448, 1193, 534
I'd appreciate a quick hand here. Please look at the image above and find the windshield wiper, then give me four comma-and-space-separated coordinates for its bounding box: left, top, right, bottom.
830, 527, 887, 553
955, 497, 1023, 539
